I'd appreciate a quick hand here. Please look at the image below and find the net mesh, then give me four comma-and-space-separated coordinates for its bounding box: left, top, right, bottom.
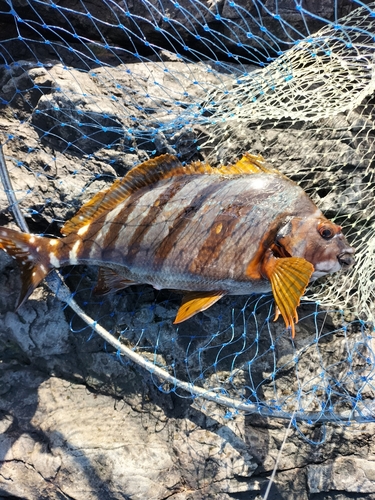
0, 0, 374, 429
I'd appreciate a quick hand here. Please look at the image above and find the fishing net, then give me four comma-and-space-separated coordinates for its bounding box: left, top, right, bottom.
0, 0, 374, 428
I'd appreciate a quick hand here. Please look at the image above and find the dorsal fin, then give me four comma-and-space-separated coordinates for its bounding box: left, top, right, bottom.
218, 153, 281, 176
61, 152, 278, 236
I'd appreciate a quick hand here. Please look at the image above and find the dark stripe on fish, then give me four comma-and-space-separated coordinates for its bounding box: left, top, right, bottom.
153, 180, 226, 269
101, 187, 147, 252
124, 179, 188, 264
189, 212, 239, 274
77, 187, 148, 262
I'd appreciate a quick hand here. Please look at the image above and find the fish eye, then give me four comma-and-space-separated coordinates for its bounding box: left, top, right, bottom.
318, 224, 334, 240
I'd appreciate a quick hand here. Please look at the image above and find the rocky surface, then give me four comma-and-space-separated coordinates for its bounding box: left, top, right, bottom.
1, 300, 375, 500
0, 1, 375, 499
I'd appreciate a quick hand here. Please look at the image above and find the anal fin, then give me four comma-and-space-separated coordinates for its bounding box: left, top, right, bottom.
262, 253, 314, 338
94, 267, 137, 295
173, 291, 225, 324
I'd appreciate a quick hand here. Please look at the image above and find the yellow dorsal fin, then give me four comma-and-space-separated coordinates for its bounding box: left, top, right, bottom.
218, 153, 280, 176
262, 254, 314, 338
173, 291, 226, 324
62, 152, 277, 236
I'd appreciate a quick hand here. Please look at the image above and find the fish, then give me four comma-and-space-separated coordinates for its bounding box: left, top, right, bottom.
0, 153, 355, 337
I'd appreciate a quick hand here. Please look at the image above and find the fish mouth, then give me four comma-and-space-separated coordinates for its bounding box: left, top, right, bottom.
337, 252, 355, 270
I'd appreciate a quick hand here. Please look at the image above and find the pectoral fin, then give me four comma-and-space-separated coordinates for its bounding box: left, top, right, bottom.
174, 291, 226, 324
262, 254, 314, 337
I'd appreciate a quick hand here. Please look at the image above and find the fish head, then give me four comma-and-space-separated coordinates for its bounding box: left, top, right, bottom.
275, 214, 355, 280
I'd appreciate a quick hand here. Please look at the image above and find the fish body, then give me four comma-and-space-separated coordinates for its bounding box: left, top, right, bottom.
0, 153, 355, 336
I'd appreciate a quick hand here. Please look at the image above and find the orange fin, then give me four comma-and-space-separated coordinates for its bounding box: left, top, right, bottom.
263, 254, 314, 337
0, 227, 53, 307
173, 291, 226, 324
94, 267, 136, 295
218, 153, 281, 176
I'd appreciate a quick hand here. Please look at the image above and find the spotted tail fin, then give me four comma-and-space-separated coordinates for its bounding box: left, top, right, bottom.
0, 227, 58, 308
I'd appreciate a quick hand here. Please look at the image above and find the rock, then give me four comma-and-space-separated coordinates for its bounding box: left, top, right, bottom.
308, 457, 375, 494
3, 292, 71, 358
31, 64, 125, 154
0, 369, 262, 499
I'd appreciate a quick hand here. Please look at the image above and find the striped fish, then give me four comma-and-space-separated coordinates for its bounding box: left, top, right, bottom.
0, 153, 355, 336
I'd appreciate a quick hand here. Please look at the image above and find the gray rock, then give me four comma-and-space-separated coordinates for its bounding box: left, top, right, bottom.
0, 368, 261, 499
308, 457, 375, 494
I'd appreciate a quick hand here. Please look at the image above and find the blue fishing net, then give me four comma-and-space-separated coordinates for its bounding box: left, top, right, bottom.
0, 0, 374, 428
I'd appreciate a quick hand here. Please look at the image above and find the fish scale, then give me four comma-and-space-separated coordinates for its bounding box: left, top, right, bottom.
0, 153, 355, 337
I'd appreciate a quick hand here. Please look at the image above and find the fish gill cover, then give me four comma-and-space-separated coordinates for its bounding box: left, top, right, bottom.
0, 0, 374, 432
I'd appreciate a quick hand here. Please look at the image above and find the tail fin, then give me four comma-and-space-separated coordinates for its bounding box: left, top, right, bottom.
0, 227, 56, 308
